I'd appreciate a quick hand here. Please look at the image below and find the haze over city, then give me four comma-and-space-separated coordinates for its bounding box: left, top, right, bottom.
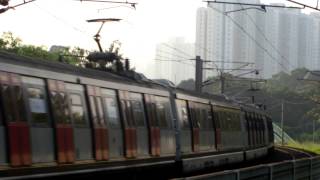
0, 0, 319, 79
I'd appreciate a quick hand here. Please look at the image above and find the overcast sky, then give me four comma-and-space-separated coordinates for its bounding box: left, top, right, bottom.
0, 0, 318, 77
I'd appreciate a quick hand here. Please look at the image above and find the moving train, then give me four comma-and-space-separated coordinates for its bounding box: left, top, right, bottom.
0, 51, 274, 178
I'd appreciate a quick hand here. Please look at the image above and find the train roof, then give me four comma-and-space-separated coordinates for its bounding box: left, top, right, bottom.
174, 88, 241, 109
0, 50, 169, 91
240, 103, 267, 115
0, 51, 271, 115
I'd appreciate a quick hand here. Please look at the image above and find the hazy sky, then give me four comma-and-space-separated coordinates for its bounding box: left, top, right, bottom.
0, 0, 318, 77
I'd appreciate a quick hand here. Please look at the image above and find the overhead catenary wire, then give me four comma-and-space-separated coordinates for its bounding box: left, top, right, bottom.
154, 59, 195, 67
207, 4, 290, 73
33, 3, 90, 37
236, 0, 294, 70
161, 43, 194, 59
156, 49, 194, 60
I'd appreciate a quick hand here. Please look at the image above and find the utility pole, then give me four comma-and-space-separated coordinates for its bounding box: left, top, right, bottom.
220, 74, 225, 94
313, 118, 316, 144
281, 100, 284, 146
195, 55, 203, 93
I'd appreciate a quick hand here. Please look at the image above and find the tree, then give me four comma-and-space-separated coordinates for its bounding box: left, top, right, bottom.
0, 32, 85, 65
0, 0, 9, 6
85, 40, 129, 72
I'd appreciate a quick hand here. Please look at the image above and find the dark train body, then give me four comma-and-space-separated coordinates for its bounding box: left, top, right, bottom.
0, 51, 274, 178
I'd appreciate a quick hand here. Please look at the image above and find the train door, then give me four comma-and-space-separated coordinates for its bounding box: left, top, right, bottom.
260, 116, 264, 146
213, 108, 222, 150
250, 114, 255, 147
247, 113, 254, 148
119, 91, 136, 158
155, 96, 175, 155
0, 97, 5, 165
119, 91, 149, 158
66, 83, 93, 161
188, 102, 199, 152
144, 94, 160, 156
101, 89, 124, 159
0, 72, 31, 166
262, 116, 268, 146
48, 80, 74, 163
198, 104, 215, 152
245, 112, 251, 147
87, 86, 108, 161
130, 93, 149, 157
176, 99, 192, 154
254, 114, 260, 146
258, 115, 263, 146
23, 77, 54, 163
267, 117, 274, 145
0, 72, 7, 165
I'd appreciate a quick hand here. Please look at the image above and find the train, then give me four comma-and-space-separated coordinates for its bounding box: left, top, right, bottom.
0, 51, 274, 178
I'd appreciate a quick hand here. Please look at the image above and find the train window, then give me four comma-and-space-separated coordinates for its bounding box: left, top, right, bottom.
155, 102, 165, 127
206, 106, 214, 129
234, 113, 241, 131
0, 104, 3, 125
13, 85, 26, 122
120, 100, 135, 127
120, 100, 129, 126
199, 108, 206, 129
2, 85, 14, 122
89, 96, 98, 124
145, 96, 158, 127
150, 103, 158, 126
61, 93, 71, 124
50, 92, 71, 124
226, 112, 232, 131
213, 110, 220, 129
218, 112, 225, 130
189, 103, 200, 129
96, 97, 104, 125
131, 100, 146, 127
196, 107, 202, 128
70, 93, 86, 125
104, 96, 121, 128
176, 100, 190, 129
27, 87, 49, 124
197, 104, 213, 130
156, 102, 167, 128
155, 96, 172, 128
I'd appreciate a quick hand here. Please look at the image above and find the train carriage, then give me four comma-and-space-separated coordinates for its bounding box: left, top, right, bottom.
0, 51, 274, 178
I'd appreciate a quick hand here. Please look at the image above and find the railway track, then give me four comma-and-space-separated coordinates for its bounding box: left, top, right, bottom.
174, 146, 319, 180
2, 146, 314, 180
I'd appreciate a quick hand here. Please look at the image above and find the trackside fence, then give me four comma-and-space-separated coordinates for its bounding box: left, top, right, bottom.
175, 156, 320, 180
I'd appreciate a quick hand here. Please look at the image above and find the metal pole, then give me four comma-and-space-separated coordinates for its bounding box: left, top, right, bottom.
281, 100, 284, 146
195, 56, 203, 93
220, 74, 225, 94
313, 119, 315, 144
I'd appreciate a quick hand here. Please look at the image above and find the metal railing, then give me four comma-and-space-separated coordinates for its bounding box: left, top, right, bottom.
175, 156, 320, 180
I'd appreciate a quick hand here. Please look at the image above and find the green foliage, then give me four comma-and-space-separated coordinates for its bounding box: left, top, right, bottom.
0, 32, 85, 65
178, 78, 195, 90
85, 40, 126, 71
287, 142, 320, 154
177, 68, 320, 143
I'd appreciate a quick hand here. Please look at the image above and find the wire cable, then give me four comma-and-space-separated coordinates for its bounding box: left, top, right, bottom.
156, 49, 193, 61
33, 3, 90, 37
207, 4, 290, 73
160, 43, 194, 59
236, 0, 294, 70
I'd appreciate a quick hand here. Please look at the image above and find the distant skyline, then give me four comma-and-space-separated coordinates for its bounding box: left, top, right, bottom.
0, 0, 319, 78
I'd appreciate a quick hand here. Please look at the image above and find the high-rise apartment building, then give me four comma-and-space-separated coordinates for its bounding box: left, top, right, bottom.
154, 37, 195, 84
196, 1, 320, 79
196, 0, 263, 80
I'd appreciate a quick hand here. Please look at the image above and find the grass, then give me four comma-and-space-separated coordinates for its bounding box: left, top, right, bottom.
286, 142, 320, 154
